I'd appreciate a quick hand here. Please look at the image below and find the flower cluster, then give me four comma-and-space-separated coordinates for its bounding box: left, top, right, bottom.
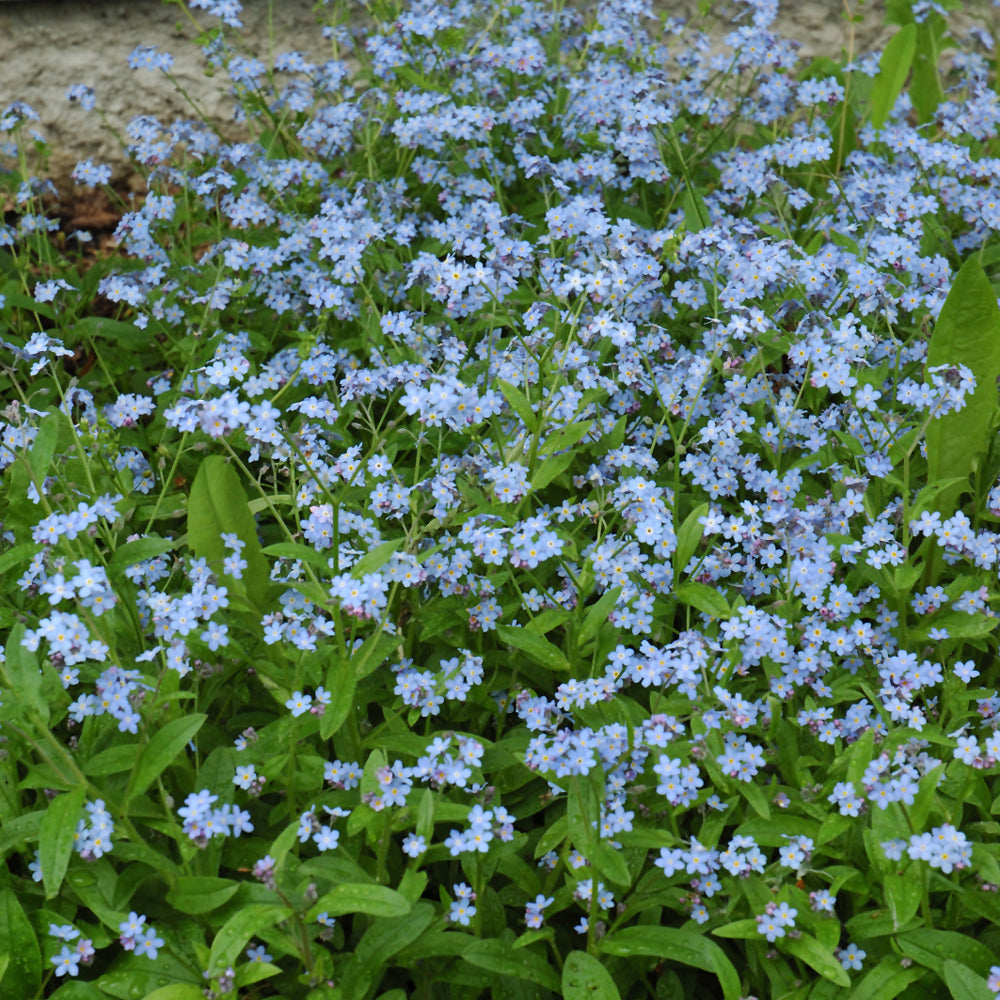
178, 790, 253, 845
3, 0, 1000, 995
882, 823, 973, 874
756, 901, 798, 943
74, 799, 115, 861
49, 924, 95, 978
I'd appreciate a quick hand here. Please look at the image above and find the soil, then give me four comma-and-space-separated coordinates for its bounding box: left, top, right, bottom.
0, 0, 993, 193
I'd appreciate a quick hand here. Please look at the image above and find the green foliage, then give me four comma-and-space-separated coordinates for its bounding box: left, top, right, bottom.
4, 0, 1000, 997
870, 25, 917, 129
925, 257, 1000, 513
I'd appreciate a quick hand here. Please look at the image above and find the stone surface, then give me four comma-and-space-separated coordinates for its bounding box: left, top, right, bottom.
0, 0, 990, 189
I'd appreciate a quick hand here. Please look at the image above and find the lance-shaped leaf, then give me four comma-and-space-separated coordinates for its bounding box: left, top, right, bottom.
307, 884, 411, 919
463, 939, 560, 992
0, 888, 41, 995
870, 24, 916, 129
942, 959, 993, 1000
4, 623, 49, 725
127, 714, 207, 802
39, 786, 86, 899
208, 903, 291, 971
562, 951, 621, 1000
925, 256, 1000, 515
187, 455, 271, 611
600, 925, 741, 1000
497, 624, 569, 672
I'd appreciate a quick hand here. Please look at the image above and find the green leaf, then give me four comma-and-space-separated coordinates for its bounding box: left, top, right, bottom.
896, 929, 995, 976
113, 840, 183, 876
48, 982, 107, 1000
590, 840, 632, 887
942, 960, 993, 1000
562, 950, 621, 1000
682, 186, 709, 232
845, 957, 924, 1000
27, 410, 63, 482
535, 814, 569, 857
905, 762, 945, 831
0, 887, 41, 995
883, 872, 921, 931
497, 624, 569, 672
497, 379, 537, 433
463, 939, 560, 991
3, 288, 56, 320
74, 314, 150, 349
578, 587, 622, 648
143, 987, 206, 1000
4, 622, 49, 724
208, 904, 291, 971
236, 963, 282, 988
166, 876, 240, 915
392, 63, 448, 94
354, 903, 434, 966
351, 538, 405, 578
910, 16, 946, 124
360, 749, 388, 799
83, 743, 142, 777
199, 745, 237, 806
870, 24, 916, 128
106, 535, 175, 576
912, 611, 997, 642
187, 455, 271, 611
567, 774, 599, 857
525, 607, 572, 635
514, 928, 554, 951
829, 94, 858, 171
96, 956, 203, 1000
261, 541, 333, 574
339, 905, 435, 998
601, 926, 741, 1000
0, 810, 44, 861
308, 884, 412, 919
711, 919, 760, 940
539, 420, 593, 457
673, 581, 729, 619
907, 477, 970, 526
925, 256, 1000, 515
322, 653, 358, 740
846, 730, 875, 787
248, 493, 292, 516
0, 543, 39, 579
39, 786, 86, 899
350, 629, 399, 681
782, 933, 851, 987
606, 414, 628, 450
127, 714, 207, 801
267, 821, 301, 873
738, 778, 771, 820
674, 502, 707, 576
394, 930, 474, 964
531, 449, 575, 492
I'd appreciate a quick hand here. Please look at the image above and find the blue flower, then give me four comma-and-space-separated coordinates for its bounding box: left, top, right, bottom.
448, 898, 475, 925
285, 691, 313, 717
839, 943, 866, 971
51, 945, 81, 977
135, 928, 164, 960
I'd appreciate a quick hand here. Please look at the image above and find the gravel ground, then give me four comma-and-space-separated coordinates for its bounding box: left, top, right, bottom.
0, 0, 993, 189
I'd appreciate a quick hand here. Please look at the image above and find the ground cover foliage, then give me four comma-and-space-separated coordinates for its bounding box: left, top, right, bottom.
5, 0, 1000, 996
